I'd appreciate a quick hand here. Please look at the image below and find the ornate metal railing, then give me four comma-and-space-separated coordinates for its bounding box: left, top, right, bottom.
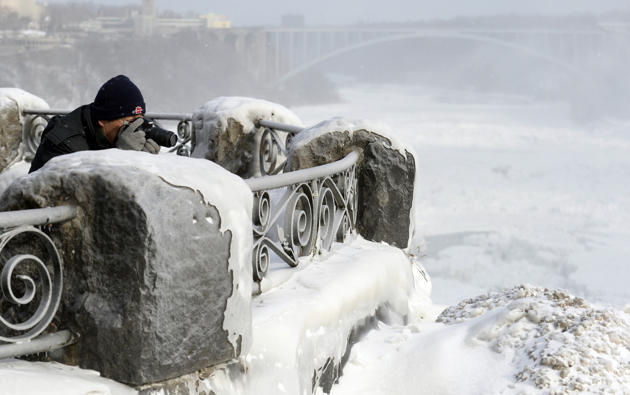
20, 110, 300, 176
0, 206, 77, 358
256, 119, 304, 177
18, 110, 359, 284
20, 109, 193, 160
245, 151, 359, 281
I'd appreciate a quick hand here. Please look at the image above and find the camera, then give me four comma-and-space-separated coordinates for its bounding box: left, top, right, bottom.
140, 118, 178, 147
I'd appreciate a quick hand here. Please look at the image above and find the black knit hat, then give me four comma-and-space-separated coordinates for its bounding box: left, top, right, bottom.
92, 75, 146, 120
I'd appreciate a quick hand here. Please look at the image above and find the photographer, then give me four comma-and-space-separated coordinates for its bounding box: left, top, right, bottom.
29, 75, 160, 173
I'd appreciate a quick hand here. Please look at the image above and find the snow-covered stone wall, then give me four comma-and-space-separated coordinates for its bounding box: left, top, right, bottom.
190, 96, 303, 177
0, 88, 48, 173
138, 238, 430, 395
0, 150, 254, 386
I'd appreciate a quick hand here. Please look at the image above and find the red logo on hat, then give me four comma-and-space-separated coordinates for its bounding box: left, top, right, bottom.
134, 106, 143, 115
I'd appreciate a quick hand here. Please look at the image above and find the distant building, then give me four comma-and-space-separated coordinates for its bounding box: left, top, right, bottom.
598, 21, 630, 33
281, 14, 305, 28
135, 0, 231, 35
8, 0, 232, 36
135, 0, 154, 35
142, 0, 156, 17
200, 13, 231, 29
0, 0, 42, 27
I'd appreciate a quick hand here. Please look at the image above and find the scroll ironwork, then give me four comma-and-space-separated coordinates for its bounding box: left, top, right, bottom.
247, 151, 359, 282
0, 205, 76, 356
0, 227, 63, 342
256, 119, 303, 177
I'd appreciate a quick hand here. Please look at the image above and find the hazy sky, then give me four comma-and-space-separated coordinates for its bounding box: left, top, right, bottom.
45, 0, 630, 26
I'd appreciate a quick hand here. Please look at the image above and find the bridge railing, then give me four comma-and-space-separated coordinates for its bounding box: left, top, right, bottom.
0, 205, 77, 359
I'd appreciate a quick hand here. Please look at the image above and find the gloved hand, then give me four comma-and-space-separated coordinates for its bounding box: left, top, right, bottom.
115, 118, 160, 154
143, 138, 160, 154
116, 118, 145, 151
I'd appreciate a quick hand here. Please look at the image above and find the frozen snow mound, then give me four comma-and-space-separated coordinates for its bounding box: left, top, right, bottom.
0, 360, 134, 395
437, 285, 630, 394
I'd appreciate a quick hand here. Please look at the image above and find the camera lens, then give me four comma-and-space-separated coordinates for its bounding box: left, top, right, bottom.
143, 119, 178, 147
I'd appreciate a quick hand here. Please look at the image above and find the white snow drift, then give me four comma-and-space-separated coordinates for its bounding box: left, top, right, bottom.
333, 285, 630, 395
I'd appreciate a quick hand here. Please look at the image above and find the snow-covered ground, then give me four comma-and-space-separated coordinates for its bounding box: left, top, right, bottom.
330, 285, 630, 394
0, 360, 135, 395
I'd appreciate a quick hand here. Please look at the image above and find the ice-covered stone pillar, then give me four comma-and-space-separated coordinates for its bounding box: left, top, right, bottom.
0, 150, 253, 386
286, 118, 417, 248
190, 96, 303, 178
0, 88, 49, 173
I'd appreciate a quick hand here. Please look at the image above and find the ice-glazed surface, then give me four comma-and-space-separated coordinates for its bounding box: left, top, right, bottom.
201, 237, 430, 395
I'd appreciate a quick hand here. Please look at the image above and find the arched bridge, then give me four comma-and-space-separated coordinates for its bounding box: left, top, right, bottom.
238, 26, 615, 85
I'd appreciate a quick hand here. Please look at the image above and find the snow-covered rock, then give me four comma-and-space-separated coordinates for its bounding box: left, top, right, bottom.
287, 118, 417, 248
0, 88, 49, 172
191, 96, 303, 177
0, 160, 29, 197
332, 285, 630, 395
0, 150, 254, 386
436, 285, 630, 394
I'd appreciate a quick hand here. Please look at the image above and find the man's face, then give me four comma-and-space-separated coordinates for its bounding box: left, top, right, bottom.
98, 115, 143, 144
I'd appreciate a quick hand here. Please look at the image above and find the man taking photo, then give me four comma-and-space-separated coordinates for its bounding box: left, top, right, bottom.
29, 75, 159, 173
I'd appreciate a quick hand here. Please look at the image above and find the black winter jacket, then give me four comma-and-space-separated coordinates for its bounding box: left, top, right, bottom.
29, 105, 114, 173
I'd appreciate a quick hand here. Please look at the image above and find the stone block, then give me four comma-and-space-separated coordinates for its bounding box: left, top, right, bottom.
0, 150, 253, 386
287, 119, 416, 248
191, 96, 302, 177
0, 88, 48, 173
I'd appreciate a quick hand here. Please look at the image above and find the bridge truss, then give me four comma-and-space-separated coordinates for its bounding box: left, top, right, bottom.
260, 27, 614, 85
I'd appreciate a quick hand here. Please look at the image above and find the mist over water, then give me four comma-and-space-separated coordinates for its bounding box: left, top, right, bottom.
1, 2, 629, 125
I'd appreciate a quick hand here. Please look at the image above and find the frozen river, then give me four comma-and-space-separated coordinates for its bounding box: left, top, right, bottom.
294, 83, 630, 309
